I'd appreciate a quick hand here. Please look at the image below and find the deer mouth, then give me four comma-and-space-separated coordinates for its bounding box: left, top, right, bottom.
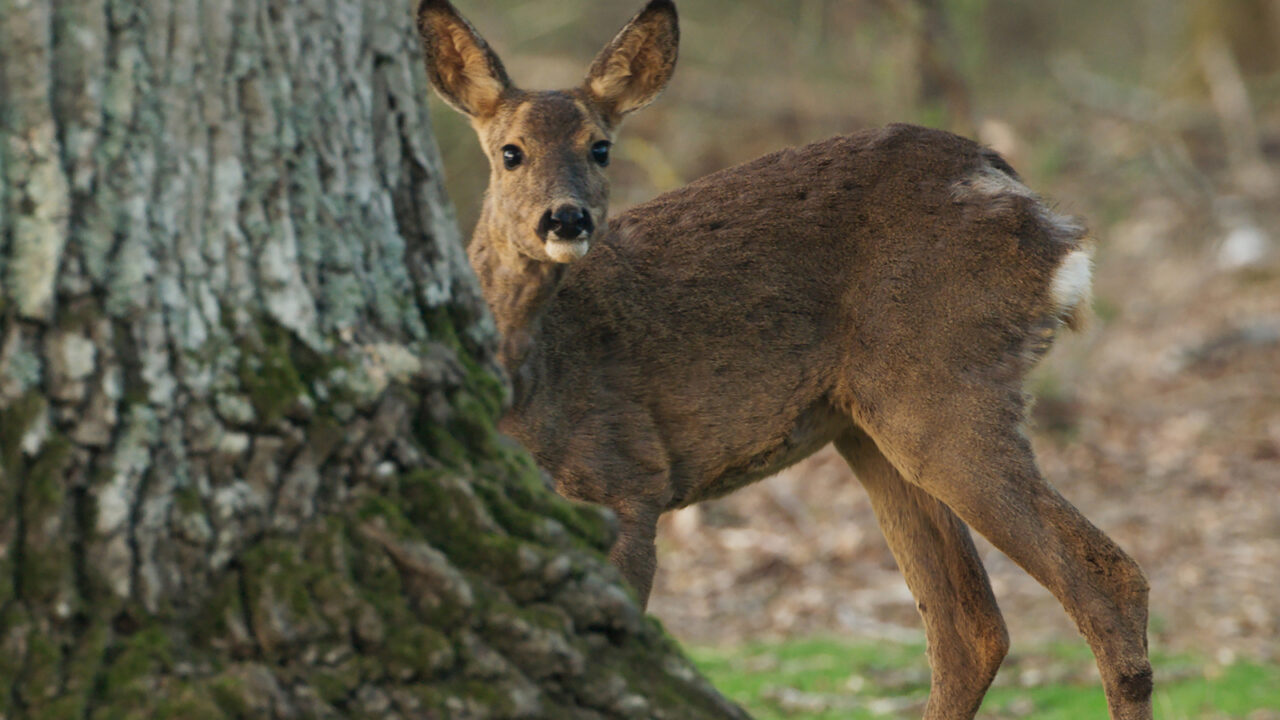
537, 205, 595, 262
545, 236, 591, 262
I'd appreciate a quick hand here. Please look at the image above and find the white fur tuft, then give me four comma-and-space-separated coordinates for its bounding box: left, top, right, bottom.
1050, 248, 1094, 318
960, 166, 1036, 200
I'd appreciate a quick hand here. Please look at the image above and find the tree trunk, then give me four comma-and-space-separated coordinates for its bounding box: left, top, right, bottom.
0, 1, 746, 718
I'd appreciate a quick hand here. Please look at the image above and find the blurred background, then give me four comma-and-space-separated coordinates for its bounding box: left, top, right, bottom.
430, 0, 1280, 715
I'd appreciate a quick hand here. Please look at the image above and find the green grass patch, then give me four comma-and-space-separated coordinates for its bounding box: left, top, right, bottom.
691, 637, 1280, 719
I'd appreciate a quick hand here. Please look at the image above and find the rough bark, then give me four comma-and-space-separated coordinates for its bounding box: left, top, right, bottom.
0, 1, 746, 718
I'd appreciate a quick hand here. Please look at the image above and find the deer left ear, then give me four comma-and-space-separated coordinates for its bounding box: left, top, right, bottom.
583, 0, 679, 128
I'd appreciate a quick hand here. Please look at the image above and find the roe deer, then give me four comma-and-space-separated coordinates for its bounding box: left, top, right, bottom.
416, 1, 1152, 718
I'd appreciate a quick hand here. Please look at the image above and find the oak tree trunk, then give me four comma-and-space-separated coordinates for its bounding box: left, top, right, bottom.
0, 1, 746, 718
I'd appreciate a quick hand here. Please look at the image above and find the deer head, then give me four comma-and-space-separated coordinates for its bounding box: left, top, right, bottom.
417, 0, 679, 263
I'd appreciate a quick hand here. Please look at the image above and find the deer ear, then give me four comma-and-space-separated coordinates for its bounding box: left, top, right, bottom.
417, 0, 511, 119
583, 0, 679, 127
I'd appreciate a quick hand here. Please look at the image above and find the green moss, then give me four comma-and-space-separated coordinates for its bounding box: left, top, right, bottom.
380, 624, 455, 678
398, 472, 542, 584
408, 685, 453, 716
190, 573, 243, 648
16, 627, 62, 709
615, 634, 728, 714
436, 353, 509, 461
453, 679, 529, 718
307, 571, 353, 632
0, 606, 29, 709
0, 391, 45, 475
406, 331, 509, 468
345, 528, 422, 638
423, 305, 463, 350
417, 421, 472, 468
208, 673, 252, 717
458, 353, 505, 419
463, 535, 538, 592
306, 413, 345, 464
0, 558, 10, 612
238, 540, 333, 655
285, 330, 340, 387
472, 482, 550, 544
25, 434, 71, 515
517, 603, 574, 635
100, 627, 175, 710
12, 428, 73, 603
237, 323, 308, 425
58, 619, 111, 703
296, 520, 357, 632
311, 662, 363, 705
150, 687, 226, 720
174, 483, 202, 514
353, 494, 416, 537
400, 471, 491, 545
18, 544, 71, 606
446, 389, 499, 456
346, 532, 404, 602
487, 463, 616, 553
28, 695, 86, 720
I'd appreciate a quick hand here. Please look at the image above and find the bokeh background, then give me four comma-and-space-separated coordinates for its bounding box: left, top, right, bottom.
429, 0, 1279, 713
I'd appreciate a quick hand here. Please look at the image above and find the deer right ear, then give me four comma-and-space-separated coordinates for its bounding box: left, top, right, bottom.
417, 0, 511, 119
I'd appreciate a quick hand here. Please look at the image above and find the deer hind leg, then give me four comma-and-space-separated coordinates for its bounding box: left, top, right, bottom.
835, 429, 1008, 720
852, 386, 1152, 720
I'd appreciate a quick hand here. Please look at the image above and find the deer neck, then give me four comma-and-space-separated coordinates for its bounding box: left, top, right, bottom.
467, 207, 568, 376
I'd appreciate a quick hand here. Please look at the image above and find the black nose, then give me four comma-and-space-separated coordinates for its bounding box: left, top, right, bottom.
540, 205, 593, 239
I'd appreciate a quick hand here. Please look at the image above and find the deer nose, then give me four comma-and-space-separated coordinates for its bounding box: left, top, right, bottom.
541, 205, 593, 239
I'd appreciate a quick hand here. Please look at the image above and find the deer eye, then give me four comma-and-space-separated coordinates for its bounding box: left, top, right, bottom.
501, 145, 524, 170
591, 141, 611, 167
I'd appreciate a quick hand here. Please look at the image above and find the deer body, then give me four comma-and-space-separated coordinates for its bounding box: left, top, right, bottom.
419, 2, 1152, 719
502, 127, 1057, 509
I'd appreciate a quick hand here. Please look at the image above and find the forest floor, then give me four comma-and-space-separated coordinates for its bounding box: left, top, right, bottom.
648, 193, 1280, 678
692, 638, 1280, 719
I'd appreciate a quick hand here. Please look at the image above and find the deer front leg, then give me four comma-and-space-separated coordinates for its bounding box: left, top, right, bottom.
553, 468, 665, 607
836, 430, 1009, 720
556, 471, 662, 606
608, 504, 661, 607
551, 410, 672, 609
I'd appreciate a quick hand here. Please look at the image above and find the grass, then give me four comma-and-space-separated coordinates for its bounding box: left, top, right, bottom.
690, 637, 1280, 719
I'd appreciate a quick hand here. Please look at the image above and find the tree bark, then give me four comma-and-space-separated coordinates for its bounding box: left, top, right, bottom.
0, 1, 746, 718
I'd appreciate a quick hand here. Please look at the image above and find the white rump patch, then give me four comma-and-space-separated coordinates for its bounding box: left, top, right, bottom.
545, 238, 590, 263
956, 165, 1092, 323
1051, 247, 1094, 317
956, 166, 1037, 200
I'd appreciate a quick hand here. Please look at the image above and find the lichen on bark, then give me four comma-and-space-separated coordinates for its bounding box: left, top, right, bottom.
0, 0, 746, 718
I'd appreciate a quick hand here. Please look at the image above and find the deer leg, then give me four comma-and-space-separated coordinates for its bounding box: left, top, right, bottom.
835, 430, 1008, 720
607, 504, 660, 608
857, 390, 1152, 720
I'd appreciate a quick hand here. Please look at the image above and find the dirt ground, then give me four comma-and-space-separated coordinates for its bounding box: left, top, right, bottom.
648, 196, 1280, 664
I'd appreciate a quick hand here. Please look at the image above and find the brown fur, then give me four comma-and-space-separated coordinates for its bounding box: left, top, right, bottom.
417, 2, 1152, 719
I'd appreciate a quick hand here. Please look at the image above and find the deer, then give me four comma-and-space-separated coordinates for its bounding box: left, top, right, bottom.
415, 1, 1152, 718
